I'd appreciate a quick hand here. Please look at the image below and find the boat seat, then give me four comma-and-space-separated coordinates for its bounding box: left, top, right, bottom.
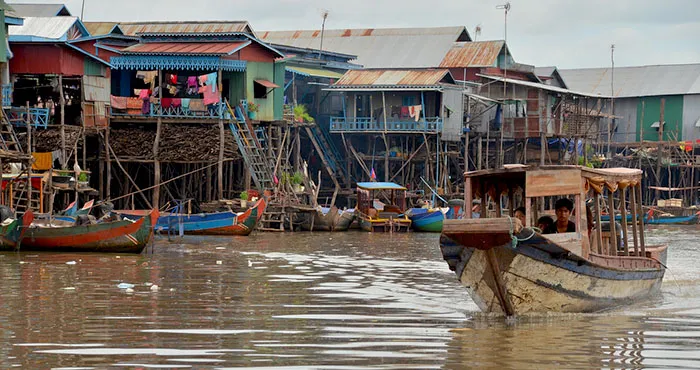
378, 211, 401, 220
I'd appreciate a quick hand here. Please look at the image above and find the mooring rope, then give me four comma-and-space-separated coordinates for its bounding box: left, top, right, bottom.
505, 216, 538, 248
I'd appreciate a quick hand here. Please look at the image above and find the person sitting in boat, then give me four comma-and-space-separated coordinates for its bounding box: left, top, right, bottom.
471, 199, 481, 218
537, 215, 554, 232
514, 207, 526, 226
544, 198, 576, 234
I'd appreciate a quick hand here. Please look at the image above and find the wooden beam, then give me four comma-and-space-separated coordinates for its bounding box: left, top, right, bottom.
607, 190, 617, 256
153, 70, 163, 208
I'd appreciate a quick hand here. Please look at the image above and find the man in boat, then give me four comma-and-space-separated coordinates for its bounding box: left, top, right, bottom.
537, 216, 554, 232
514, 207, 526, 226
543, 198, 576, 234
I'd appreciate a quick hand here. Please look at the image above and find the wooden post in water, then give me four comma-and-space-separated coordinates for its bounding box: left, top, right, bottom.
153, 70, 162, 209
594, 193, 603, 254
619, 186, 630, 255
637, 183, 646, 255
607, 189, 617, 255
217, 67, 224, 200
105, 126, 111, 199
655, 98, 665, 203
630, 181, 640, 256
59, 74, 66, 169
25, 101, 32, 212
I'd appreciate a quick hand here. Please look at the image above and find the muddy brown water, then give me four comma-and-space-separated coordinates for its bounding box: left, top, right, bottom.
0, 226, 698, 369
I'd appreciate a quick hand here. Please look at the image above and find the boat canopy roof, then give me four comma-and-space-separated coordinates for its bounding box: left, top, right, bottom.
465, 165, 644, 198
357, 182, 407, 191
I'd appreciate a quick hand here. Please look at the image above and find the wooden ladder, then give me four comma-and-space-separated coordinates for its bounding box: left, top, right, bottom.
0, 112, 23, 152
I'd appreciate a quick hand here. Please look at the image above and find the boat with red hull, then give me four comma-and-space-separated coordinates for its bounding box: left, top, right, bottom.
19, 209, 158, 253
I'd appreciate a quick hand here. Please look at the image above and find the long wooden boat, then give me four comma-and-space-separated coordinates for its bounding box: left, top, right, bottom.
356, 182, 411, 232
407, 208, 446, 232
119, 198, 265, 236
440, 165, 667, 315
602, 211, 699, 225
19, 209, 158, 253
301, 206, 356, 231
0, 212, 34, 249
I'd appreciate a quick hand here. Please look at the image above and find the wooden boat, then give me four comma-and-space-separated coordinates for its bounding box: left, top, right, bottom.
440, 165, 667, 315
647, 212, 700, 225
76, 200, 94, 216
119, 198, 266, 236
407, 208, 447, 232
300, 206, 355, 231
19, 209, 158, 253
59, 200, 78, 216
0, 211, 34, 249
356, 182, 411, 232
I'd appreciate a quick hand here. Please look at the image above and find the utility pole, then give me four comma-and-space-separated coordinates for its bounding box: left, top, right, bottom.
80, 0, 86, 20
318, 9, 329, 59
608, 44, 615, 158
496, 2, 510, 168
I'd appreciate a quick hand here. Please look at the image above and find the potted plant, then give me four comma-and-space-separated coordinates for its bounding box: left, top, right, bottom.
240, 190, 249, 208
291, 171, 304, 193
247, 102, 259, 120
293, 105, 314, 124
77, 172, 89, 188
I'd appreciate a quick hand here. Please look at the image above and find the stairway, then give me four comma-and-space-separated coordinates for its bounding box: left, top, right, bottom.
10, 179, 41, 215
225, 101, 275, 190
306, 123, 349, 186
0, 113, 22, 152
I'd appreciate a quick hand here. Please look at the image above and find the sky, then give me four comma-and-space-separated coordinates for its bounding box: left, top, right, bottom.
10, 0, 700, 69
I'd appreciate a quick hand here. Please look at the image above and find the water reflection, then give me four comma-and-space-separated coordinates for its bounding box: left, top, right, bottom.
0, 228, 697, 368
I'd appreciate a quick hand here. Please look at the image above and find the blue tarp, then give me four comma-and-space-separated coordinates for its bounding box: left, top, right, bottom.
357, 182, 406, 190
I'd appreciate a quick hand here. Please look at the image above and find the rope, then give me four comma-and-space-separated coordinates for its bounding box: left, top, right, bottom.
506, 215, 538, 248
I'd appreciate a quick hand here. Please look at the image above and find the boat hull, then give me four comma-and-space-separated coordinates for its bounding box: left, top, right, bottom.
20, 210, 158, 253
120, 199, 265, 236
647, 213, 699, 225
0, 212, 34, 249
360, 217, 411, 232
334, 211, 355, 231
408, 209, 444, 232
440, 232, 666, 314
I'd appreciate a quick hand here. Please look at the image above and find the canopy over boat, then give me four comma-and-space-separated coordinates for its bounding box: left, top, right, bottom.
356, 182, 407, 191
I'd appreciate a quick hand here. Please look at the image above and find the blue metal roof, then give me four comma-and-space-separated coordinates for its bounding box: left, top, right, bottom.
357, 182, 406, 190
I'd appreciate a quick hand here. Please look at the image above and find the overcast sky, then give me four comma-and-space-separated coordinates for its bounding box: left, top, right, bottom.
11, 0, 700, 69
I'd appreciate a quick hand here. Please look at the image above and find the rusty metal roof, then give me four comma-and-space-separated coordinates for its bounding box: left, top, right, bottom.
119, 21, 256, 37
84, 22, 123, 36
332, 69, 455, 88
439, 41, 505, 68
260, 26, 470, 68
121, 41, 249, 55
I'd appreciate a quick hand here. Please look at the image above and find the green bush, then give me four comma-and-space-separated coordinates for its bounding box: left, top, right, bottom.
291, 171, 304, 185
293, 105, 314, 123
240, 191, 249, 201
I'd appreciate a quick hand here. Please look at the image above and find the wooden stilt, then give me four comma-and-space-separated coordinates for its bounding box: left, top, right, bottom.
637, 183, 646, 255
153, 70, 163, 209
607, 189, 617, 255
620, 187, 630, 255
594, 192, 603, 254
59, 74, 66, 169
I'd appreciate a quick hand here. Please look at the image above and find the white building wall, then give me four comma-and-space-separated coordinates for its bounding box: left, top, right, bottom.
683, 94, 700, 141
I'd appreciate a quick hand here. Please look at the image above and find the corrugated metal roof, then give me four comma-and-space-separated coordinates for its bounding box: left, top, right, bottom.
439, 41, 504, 68
478, 74, 609, 99
334, 69, 453, 87
559, 64, 700, 98
84, 22, 122, 36
9, 16, 84, 41
286, 66, 344, 79
121, 41, 248, 55
357, 182, 406, 190
260, 26, 470, 68
7, 3, 70, 17
534, 66, 557, 77
119, 21, 255, 37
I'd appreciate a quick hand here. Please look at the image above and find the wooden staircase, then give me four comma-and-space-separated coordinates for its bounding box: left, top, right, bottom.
10, 179, 41, 215
0, 113, 22, 152
225, 101, 275, 190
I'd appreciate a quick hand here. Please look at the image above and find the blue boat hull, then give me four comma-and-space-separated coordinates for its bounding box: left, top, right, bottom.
408, 209, 444, 232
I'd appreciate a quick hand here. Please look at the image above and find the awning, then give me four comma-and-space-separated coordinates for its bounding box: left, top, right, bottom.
286, 66, 345, 79
651, 121, 664, 128
254, 79, 280, 88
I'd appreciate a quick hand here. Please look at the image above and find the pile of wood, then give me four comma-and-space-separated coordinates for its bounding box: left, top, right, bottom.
110, 125, 240, 162
28, 127, 82, 152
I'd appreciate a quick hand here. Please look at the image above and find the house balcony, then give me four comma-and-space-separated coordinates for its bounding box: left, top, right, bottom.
330, 117, 443, 133
2, 84, 12, 107
5, 107, 50, 128
110, 97, 230, 121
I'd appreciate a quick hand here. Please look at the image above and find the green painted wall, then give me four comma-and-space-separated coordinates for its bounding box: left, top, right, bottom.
273, 61, 285, 120
637, 95, 684, 141
227, 71, 246, 108
84, 58, 105, 76
0, 11, 8, 63
245, 61, 276, 121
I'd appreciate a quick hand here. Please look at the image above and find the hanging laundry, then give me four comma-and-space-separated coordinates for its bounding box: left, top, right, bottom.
137, 71, 157, 85
161, 98, 173, 109
138, 89, 150, 100
199, 85, 220, 106
189, 99, 206, 112
181, 98, 191, 110
187, 76, 198, 88
168, 85, 177, 95
206, 72, 218, 93
198, 74, 208, 85
169, 73, 178, 85
172, 98, 182, 108
408, 105, 422, 122
110, 95, 127, 110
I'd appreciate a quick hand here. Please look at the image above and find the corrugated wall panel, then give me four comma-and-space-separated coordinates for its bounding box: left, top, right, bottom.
612, 98, 638, 143
682, 95, 700, 141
